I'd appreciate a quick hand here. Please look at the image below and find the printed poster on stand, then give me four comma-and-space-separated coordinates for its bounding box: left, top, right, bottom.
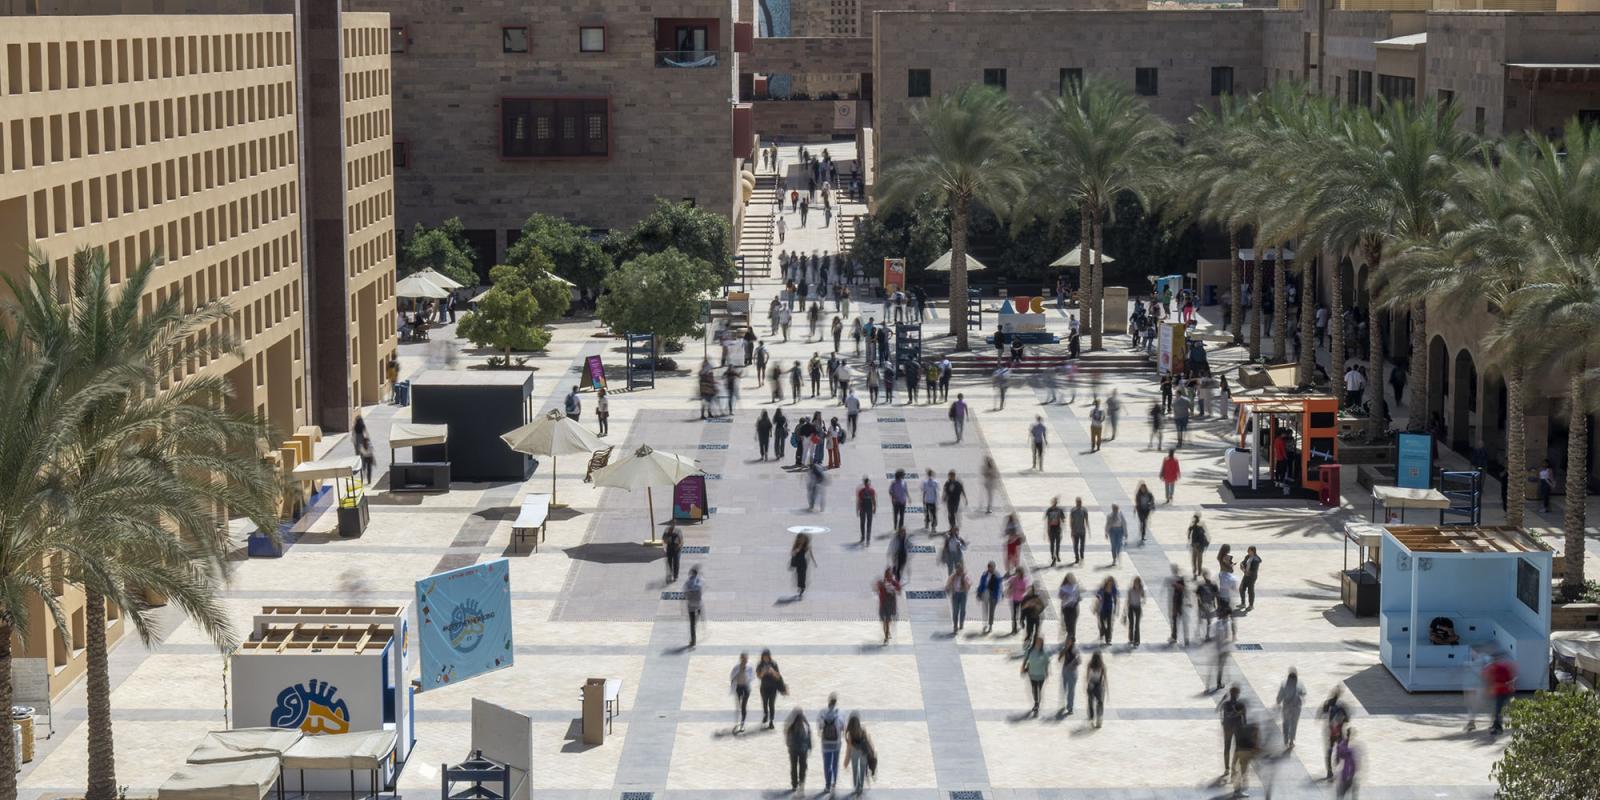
416, 558, 514, 690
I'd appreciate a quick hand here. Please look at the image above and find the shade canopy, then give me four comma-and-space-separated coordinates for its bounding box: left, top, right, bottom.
395, 273, 451, 300
1051, 247, 1116, 267
291, 457, 359, 482
410, 267, 465, 290
925, 250, 989, 272
389, 423, 449, 449
501, 408, 606, 457
590, 444, 703, 492
471, 271, 574, 303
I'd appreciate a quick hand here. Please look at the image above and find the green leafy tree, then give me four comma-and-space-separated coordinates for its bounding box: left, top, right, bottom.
457, 263, 557, 359
596, 249, 712, 348
878, 85, 1030, 349
10, 249, 281, 800
496, 246, 573, 324
1492, 687, 1600, 799
848, 192, 950, 282
506, 214, 612, 294
400, 218, 479, 287
608, 199, 735, 287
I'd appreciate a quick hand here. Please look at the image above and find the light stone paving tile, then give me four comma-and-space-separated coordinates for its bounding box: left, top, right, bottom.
1229, 594, 1382, 646
412, 654, 645, 715
227, 550, 444, 594
1284, 715, 1503, 787
665, 720, 936, 790
679, 620, 914, 647
679, 653, 924, 712
515, 598, 655, 646
24, 719, 220, 789
507, 551, 585, 594
397, 720, 628, 793
975, 719, 1223, 789
107, 652, 226, 708
960, 649, 1212, 713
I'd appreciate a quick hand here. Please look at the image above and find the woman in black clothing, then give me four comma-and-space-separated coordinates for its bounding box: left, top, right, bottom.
773, 409, 789, 461
756, 410, 773, 461
756, 649, 786, 728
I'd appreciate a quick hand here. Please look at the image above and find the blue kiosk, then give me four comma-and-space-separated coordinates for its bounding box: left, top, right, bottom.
1379, 524, 1552, 692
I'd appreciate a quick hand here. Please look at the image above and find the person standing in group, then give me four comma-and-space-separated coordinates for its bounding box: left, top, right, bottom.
1167, 565, 1189, 646
949, 392, 969, 442
1239, 546, 1263, 612
1021, 634, 1052, 717
1029, 415, 1049, 470
1105, 504, 1128, 566
1188, 514, 1209, 577
1334, 727, 1360, 798
1094, 577, 1119, 645
756, 410, 773, 461
888, 469, 909, 530
1007, 568, 1029, 635
1069, 497, 1090, 565
790, 533, 818, 599
1134, 482, 1155, 545
729, 651, 753, 732
844, 713, 876, 796
595, 388, 610, 436
1125, 576, 1146, 647
1173, 391, 1192, 448
1277, 667, 1306, 750
1161, 449, 1182, 503
855, 477, 877, 544
1218, 684, 1247, 777
1059, 573, 1081, 641
785, 708, 812, 792
757, 650, 787, 729
663, 522, 684, 583
875, 567, 902, 644
1058, 636, 1081, 717
685, 566, 704, 647
947, 563, 972, 633
982, 457, 1001, 514
818, 695, 845, 793
1085, 652, 1108, 728
920, 469, 941, 530
944, 470, 968, 529
1089, 400, 1107, 452
1045, 497, 1066, 566
977, 561, 1003, 634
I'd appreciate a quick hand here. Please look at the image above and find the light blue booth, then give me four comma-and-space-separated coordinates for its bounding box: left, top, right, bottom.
1379, 525, 1551, 692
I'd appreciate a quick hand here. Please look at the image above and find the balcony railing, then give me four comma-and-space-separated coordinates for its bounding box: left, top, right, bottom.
656, 50, 720, 69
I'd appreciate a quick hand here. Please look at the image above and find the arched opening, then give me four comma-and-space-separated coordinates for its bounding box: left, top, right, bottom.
1340, 257, 1356, 309
1427, 335, 1449, 435
1452, 348, 1478, 453
1482, 367, 1506, 470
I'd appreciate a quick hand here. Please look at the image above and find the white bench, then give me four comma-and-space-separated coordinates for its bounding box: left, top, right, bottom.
512, 494, 551, 552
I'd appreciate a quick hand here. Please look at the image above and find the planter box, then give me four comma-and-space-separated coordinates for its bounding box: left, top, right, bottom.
1552, 602, 1600, 631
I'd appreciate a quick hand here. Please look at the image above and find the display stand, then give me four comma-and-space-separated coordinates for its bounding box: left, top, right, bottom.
1341, 522, 1385, 617
1439, 470, 1483, 526
626, 333, 656, 391
1227, 396, 1339, 500
894, 323, 922, 367
1369, 485, 1450, 525
388, 423, 450, 493
292, 458, 367, 538
410, 370, 535, 482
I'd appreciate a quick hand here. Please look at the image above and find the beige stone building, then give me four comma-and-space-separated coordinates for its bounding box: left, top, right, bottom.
0, 9, 396, 698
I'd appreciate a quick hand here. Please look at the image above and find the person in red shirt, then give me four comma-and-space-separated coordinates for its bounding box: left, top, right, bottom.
1485, 652, 1518, 735
1272, 431, 1290, 485
875, 568, 902, 644
1160, 449, 1182, 503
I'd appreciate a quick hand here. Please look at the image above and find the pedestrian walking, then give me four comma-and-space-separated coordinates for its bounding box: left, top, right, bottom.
1094, 577, 1119, 645
1334, 728, 1360, 798
777, 215, 787, 244
981, 457, 1000, 514
1188, 514, 1209, 577
773, 408, 789, 461
1212, 624, 1232, 690
1089, 400, 1106, 451
1161, 449, 1181, 503
875, 568, 902, 644
564, 385, 582, 422
949, 393, 969, 442
790, 533, 819, 599
663, 522, 684, 582
844, 714, 877, 795
1174, 392, 1191, 447
921, 469, 940, 530
889, 527, 910, 583
1069, 498, 1089, 564
856, 478, 877, 544
1134, 482, 1155, 545
1277, 667, 1306, 750
845, 389, 861, 437
1029, 415, 1049, 470
818, 695, 845, 793
785, 708, 812, 791
1021, 635, 1051, 717
1057, 637, 1081, 717
977, 561, 1003, 633
888, 469, 909, 530
852, 317, 863, 355
1007, 569, 1029, 635
1240, 546, 1262, 611
1319, 686, 1351, 780
729, 651, 753, 732
685, 566, 705, 647
832, 316, 843, 354
947, 563, 972, 633
1233, 717, 1261, 797
1085, 652, 1108, 728
757, 650, 787, 729
941, 526, 967, 576
1219, 684, 1246, 776
1003, 514, 1025, 572
1167, 565, 1189, 645
1538, 460, 1555, 513
1105, 504, 1128, 566
943, 470, 968, 529
806, 461, 828, 512
1125, 577, 1145, 646
1106, 390, 1121, 440
1045, 497, 1066, 566
789, 361, 802, 404
1485, 649, 1518, 735
1058, 573, 1081, 641
756, 409, 773, 460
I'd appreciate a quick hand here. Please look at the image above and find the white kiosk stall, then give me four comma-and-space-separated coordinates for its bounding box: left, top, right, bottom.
1378, 525, 1553, 692
388, 423, 450, 492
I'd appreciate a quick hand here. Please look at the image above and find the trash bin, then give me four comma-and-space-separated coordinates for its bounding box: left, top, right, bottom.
394, 380, 411, 407
581, 678, 607, 745
1319, 464, 1342, 507
11, 707, 32, 763
1205, 285, 1218, 306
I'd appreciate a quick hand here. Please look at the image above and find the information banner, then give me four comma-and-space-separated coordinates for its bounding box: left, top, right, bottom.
1395, 432, 1433, 489
673, 475, 709, 520
416, 558, 514, 690
883, 258, 906, 291
1157, 322, 1187, 375
584, 355, 607, 391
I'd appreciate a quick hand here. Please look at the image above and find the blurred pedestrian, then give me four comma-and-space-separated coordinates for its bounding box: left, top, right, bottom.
1277, 667, 1306, 750
844, 714, 877, 795
947, 563, 972, 633
1057, 636, 1080, 717
1085, 652, 1108, 728
756, 409, 772, 461
785, 708, 812, 791
855, 477, 877, 543
790, 533, 818, 599
729, 651, 753, 732
977, 561, 1003, 634
1134, 482, 1155, 545
1021, 634, 1051, 717
663, 522, 683, 583
875, 567, 902, 644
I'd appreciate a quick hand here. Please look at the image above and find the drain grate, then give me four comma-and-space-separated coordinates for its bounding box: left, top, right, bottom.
660, 591, 685, 600
878, 417, 906, 422
950, 791, 984, 800
881, 443, 913, 449
907, 590, 947, 600
621, 793, 654, 800
1236, 643, 1264, 651
910, 545, 935, 554
697, 443, 729, 450
682, 546, 710, 554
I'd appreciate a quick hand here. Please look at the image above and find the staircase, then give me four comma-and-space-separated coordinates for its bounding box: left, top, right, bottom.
738, 174, 779, 281
836, 212, 863, 255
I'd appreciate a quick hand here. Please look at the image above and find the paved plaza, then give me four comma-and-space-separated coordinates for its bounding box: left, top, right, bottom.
16, 147, 1544, 799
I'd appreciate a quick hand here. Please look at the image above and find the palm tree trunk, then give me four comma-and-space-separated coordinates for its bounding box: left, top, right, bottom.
1080, 203, 1092, 342
1406, 299, 1427, 433
1331, 256, 1346, 408
1273, 257, 1288, 363
1249, 255, 1263, 360
950, 193, 970, 351
0, 620, 15, 800
1298, 257, 1316, 386
1091, 210, 1105, 351
84, 587, 116, 800
1366, 254, 1387, 438
1562, 368, 1588, 599
1229, 226, 1242, 344
1504, 364, 1525, 532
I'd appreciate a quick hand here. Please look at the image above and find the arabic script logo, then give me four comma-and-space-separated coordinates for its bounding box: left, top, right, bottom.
271, 678, 351, 735
444, 599, 495, 654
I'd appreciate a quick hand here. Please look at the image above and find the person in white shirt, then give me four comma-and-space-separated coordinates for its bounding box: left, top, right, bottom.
730, 653, 755, 733
1344, 366, 1365, 410
844, 389, 861, 437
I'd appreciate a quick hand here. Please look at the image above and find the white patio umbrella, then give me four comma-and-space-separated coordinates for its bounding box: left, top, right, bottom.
589, 445, 705, 544
925, 250, 990, 272
412, 267, 465, 290
395, 273, 451, 300
501, 408, 606, 505
1050, 247, 1117, 267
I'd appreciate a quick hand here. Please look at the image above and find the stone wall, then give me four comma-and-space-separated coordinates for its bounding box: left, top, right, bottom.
754, 99, 860, 138
747, 36, 873, 76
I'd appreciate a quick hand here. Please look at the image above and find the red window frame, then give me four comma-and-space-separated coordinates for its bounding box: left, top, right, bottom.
499, 96, 612, 161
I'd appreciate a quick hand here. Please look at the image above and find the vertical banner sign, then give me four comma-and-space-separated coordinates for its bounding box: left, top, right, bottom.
673, 475, 709, 520
883, 258, 907, 292
416, 558, 514, 690
1395, 432, 1433, 490
584, 354, 607, 391
1157, 322, 1186, 375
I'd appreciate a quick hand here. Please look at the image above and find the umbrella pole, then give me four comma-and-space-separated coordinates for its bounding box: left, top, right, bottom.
551, 454, 558, 506
645, 486, 661, 546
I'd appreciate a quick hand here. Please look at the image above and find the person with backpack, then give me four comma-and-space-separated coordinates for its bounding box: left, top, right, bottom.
1021, 634, 1052, 717
844, 713, 877, 795
977, 561, 1003, 634
790, 533, 818, 600
1045, 497, 1066, 566
855, 478, 877, 544
785, 708, 812, 792
1188, 513, 1210, 577
1319, 686, 1351, 781
818, 695, 845, 792
1134, 482, 1156, 545
564, 385, 582, 422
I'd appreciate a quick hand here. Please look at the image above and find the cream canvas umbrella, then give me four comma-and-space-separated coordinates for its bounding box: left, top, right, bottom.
589, 444, 704, 544
412, 267, 465, 290
395, 272, 451, 300
925, 250, 989, 272
501, 408, 606, 504
1050, 247, 1117, 267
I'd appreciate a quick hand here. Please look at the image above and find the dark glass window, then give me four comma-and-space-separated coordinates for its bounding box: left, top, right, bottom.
1059, 68, 1082, 96
907, 68, 930, 98
1210, 66, 1234, 96
502, 98, 609, 158
393, 141, 409, 168
1135, 67, 1158, 96
503, 27, 529, 54
983, 68, 1007, 91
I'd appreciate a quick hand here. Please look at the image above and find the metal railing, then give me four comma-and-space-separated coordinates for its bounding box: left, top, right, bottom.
655, 50, 720, 68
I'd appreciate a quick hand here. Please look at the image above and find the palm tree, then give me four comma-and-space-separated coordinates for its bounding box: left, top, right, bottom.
10, 250, 282, 800
1183, 96, 1257, 346
877, 85, 1030, 350
1034, 78, 1173, 350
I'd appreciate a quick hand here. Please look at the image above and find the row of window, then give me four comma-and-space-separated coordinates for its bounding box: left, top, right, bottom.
344, 67, 390, 104
346, 222, 395, 281
2, 31, 292, 96
345, 107, 391, 150
908, 66, 1234, 98
501, 98, 609, 158
349, 147, 392, 192
391, 25, 608, 55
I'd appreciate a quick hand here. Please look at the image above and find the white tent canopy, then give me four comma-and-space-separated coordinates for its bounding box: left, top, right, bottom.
291, 457, 359, 482
925, 250, 989, 272
1051, 247, 1116, 267
389, 423, 449, 449
158, 757, 280, 800
395, 273, 451, 300
281, 730, 397, 771
184, 728, 301, 765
